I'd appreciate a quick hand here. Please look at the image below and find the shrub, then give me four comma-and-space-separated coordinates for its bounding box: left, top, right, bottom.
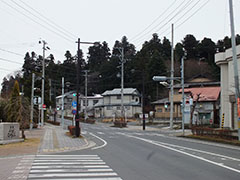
46, 120, 60, 126
114, 120, 127, 128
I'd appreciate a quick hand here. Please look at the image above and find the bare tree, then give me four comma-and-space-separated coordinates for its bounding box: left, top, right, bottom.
190, 93, 201, 128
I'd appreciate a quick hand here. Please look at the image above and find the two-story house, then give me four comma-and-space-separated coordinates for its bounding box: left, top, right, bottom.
94, 88, 142, 118
56, 92, 103, 117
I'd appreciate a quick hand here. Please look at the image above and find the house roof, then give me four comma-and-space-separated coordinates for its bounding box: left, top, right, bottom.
173, 81, 220, 89
151, 98, 169, 104
179, 87, 221, 102
102, 88, 140, 96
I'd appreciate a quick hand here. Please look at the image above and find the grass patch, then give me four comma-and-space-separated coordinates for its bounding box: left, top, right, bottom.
65, 132, 83, 138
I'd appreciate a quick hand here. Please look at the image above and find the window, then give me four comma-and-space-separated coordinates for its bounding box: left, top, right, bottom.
135, 98, 138, 102
83, 100, 88, 106
93, 100, 98, 105
125, 106, 130, 110
117, 106, 121, 110
117, 95, 121, 99
156, 108, 162, 112
107, 106, 112, 110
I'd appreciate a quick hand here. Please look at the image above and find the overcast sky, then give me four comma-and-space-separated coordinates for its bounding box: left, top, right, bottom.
0, 0, 240, 89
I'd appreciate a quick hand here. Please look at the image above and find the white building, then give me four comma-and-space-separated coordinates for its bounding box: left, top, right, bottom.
94, 88, 142, 118
56, 92, 103, 117
215, 44, 240, 129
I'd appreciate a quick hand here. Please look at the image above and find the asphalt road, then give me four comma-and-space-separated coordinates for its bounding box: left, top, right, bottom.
53, 121, 240, 180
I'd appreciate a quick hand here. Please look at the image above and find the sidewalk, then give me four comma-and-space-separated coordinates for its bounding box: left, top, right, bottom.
0, 123, 89, 180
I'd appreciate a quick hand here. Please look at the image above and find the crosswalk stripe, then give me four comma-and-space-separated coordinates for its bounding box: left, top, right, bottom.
28, 172, 118, 178
28, 155, 122, 180
30, 168, 113, 173
31, 165, 110, 169
31, 162, 106, 165
34, 159, 103, 162
28, 178, 122, 180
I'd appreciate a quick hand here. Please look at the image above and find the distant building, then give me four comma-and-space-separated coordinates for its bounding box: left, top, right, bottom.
56, 92, 103, 117
94, 88, 142, 118
152, 77, 220, 125
215, 44, 240, 129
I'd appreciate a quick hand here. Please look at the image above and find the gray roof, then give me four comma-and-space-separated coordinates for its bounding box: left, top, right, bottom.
102, 88, 140, 96
151, 98, 169, 105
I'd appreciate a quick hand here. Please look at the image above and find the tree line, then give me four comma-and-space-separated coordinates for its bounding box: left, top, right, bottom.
1, 33, 240, 113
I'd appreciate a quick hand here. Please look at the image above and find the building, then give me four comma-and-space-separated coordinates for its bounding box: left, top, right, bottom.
179, 86, 220, 125
215, 44, 240, 129
94, 88, 142, 118
56, 92, 103, 118
152, 77, 220, 125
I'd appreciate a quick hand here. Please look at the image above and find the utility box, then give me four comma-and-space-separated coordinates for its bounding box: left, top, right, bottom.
0, 123, 20, 141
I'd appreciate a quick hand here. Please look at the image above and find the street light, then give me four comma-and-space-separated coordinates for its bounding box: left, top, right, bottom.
153, 54, 185, 135
75, 38, 100, 137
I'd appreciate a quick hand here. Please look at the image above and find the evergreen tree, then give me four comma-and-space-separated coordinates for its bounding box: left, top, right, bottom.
182, 34, 199, 59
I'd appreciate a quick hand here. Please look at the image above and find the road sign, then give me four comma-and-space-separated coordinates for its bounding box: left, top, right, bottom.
72, 109, 77, 115
42, 104, 46, 110
72, 101, 77, 108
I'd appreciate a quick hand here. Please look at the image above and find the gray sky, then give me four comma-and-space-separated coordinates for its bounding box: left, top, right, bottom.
0, 0, 240, 88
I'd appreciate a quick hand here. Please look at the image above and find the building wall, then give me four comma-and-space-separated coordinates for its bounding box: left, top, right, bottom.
103, 95, 139, 105
215, 44, 240, 129
154, 104, 181, 119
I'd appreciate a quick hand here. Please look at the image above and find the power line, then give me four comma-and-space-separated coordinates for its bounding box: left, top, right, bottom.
175, 0, 210, 30
132, 0, 193, 44
0, 67, 14, 72
135, 0, 208, 49
0, 57, 23, 65
11, 0, 76, 40
158, 0, 210, 38
0, 48, 24, 57
157, 0, 203, 37
1, 0, 74, 43
130, 0, 178, 41
154, 0, 197, 33
18, 0, 77, 39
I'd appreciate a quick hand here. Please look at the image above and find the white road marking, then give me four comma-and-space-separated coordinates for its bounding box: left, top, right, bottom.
89, 132, 107, 150
28, 172, 118, 178
97, 132, 104, 134
30, 168, 113, 173
31, 165, 110, 169
31, 162, 106, 165
28, 155, 123, 180
123, 133, 240, 174
34, 159, 103, 162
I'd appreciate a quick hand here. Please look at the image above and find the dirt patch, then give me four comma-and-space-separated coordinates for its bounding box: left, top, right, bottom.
0, 138, 41, 156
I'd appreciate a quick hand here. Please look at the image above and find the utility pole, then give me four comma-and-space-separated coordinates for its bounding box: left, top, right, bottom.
61, 77, 64, 129
229, 0, 240, 140
142, 70, 145, 130
75, 38, 81, 137
39, 40, 49, 127
49, 79, 52, 111
121, 48, 125, 121
75, 38, 99, 137
115, 47, 125, 121
181, 55, 185, 135
170, 23, 174, 129
30, 73, 35, 130
83, 70, 90, 122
